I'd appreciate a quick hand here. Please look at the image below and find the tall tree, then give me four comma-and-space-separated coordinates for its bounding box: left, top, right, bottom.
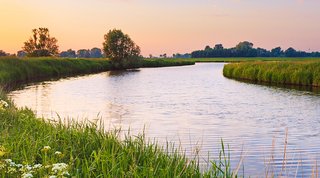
23, 28, 59, 57
103, 29, 141, 69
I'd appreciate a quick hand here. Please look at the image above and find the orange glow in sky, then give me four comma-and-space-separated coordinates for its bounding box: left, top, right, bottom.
0, 0, 320, 56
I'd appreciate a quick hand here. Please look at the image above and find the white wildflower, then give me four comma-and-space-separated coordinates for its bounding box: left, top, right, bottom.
54, 151, 62, 155
63, 171, 70, 176
0, 100, 8, 108
49, 176, 57, 178
33, 164, 42, 169
4, 159, 12, 164
22, 172, 33, 178
16, 164, 23, 168
25, 164, 32, 171
52, 163, 68, 173
42, 146, 51, 152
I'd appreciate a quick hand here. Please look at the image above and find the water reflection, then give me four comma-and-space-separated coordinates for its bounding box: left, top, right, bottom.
108, 69, 140, 77
8, 63, 320, 177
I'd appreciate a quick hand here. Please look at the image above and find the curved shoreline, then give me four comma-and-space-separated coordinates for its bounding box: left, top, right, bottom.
223, 61, 320, 88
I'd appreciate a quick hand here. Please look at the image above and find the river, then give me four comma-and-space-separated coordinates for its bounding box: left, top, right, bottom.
9, 63, 320, 177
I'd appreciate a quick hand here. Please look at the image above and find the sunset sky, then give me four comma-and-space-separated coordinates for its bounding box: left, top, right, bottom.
0, 0, 319, 56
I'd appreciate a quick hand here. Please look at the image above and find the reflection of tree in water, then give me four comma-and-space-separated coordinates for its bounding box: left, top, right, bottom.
108, 69, 140, 77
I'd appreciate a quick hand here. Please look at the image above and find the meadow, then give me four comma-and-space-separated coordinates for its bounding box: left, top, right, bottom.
223, 60, 320, 87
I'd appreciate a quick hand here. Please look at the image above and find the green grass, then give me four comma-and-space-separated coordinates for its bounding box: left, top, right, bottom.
142, 58, 195, 67
0, 57, 235, 177
165, 57, 320, 63
0, 91, 234, 177
223, 60, 320, 87
0, 57, 111, 90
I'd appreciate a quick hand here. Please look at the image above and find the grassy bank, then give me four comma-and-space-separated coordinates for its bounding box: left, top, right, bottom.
223, 60, 320, 87
142, 58, 195, 67
0, 90, 234, 177
0, 57, 200, 90
0, 57, 111, 90
171, 57, 320, 63
0, 57, 235, 177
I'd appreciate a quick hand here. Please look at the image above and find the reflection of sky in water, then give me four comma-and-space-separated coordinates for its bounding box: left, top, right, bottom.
9, 63, 320, 177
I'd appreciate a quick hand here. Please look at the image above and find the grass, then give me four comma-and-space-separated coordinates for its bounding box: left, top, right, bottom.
157, 57, 320, 63
0, 90, 235, 177
223, 60, 320, 87
142, 58, 195, 67
0, 57, 111, 90
0, 57, 236, 177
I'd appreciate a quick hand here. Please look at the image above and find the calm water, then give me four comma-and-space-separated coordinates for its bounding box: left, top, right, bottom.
9, 63, 320, 177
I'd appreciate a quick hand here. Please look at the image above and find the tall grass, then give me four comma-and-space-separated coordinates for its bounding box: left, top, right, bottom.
223, 60, 320, 87
0, 57, 111, 90
142, 59, 195, 67
0, 57, 235, 177
161, 57, 320, 63
0, 94, 236, 177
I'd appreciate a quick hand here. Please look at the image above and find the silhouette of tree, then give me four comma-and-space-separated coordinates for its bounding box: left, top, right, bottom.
23, 28, 59, 57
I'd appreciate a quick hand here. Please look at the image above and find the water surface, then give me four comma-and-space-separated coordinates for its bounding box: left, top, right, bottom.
9, 63, 320, 177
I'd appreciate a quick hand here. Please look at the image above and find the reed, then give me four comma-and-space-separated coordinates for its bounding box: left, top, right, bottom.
0, 92, 235, 177
0, 57, 111, 90
142, 59, 195, 67
223, 60, 320, 87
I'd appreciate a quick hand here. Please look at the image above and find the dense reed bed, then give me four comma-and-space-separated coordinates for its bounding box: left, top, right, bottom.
142, 59, 195, 67
223, 60, 320, 87
0, 57, 111, 89
179, 57, 320, 63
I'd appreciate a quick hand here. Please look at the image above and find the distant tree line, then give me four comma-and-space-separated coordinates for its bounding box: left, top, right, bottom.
191, 41, 320, 58
60, 48, 103, 58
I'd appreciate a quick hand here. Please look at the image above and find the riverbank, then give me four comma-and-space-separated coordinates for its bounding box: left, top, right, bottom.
0, 57, 197, 90
1, 92, 218, 177
171, 57, 320, 63
0, 57, 233, 177
223, 60, 320, 87
0, 57, 111, 90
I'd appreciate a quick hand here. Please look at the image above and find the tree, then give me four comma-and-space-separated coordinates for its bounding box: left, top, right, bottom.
0, 50, 7, 57
284, 47, 297, 57
271, 47, 282, 57
214, 44, 224, 50
204, 45, 212, 51
103, 29, 141, 69
77, 49, 91, 58
60, 49, 76, 58
90, 48, 102, 58
17, 50, 27, 57
23, 28, 59, 57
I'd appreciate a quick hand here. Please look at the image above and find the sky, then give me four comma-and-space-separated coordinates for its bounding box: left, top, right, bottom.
0, 0, 320, 56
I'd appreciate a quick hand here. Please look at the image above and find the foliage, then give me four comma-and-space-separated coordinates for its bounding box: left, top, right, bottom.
0, 50, 7, 57
0, 97, 236, 177
76, 49, 91, 58
0, 57, 110, 90
142, 59, 194, 67
223, 60, 320, 87
60, 49, 77, 58
191, 42, 320, 58
103, 29, 142, 69
22, 28, 59, 57
90, 48, 103, 58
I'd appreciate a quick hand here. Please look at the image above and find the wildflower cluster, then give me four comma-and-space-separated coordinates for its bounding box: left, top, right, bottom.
0, 146, 70, 177
0, 99, 9, 111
